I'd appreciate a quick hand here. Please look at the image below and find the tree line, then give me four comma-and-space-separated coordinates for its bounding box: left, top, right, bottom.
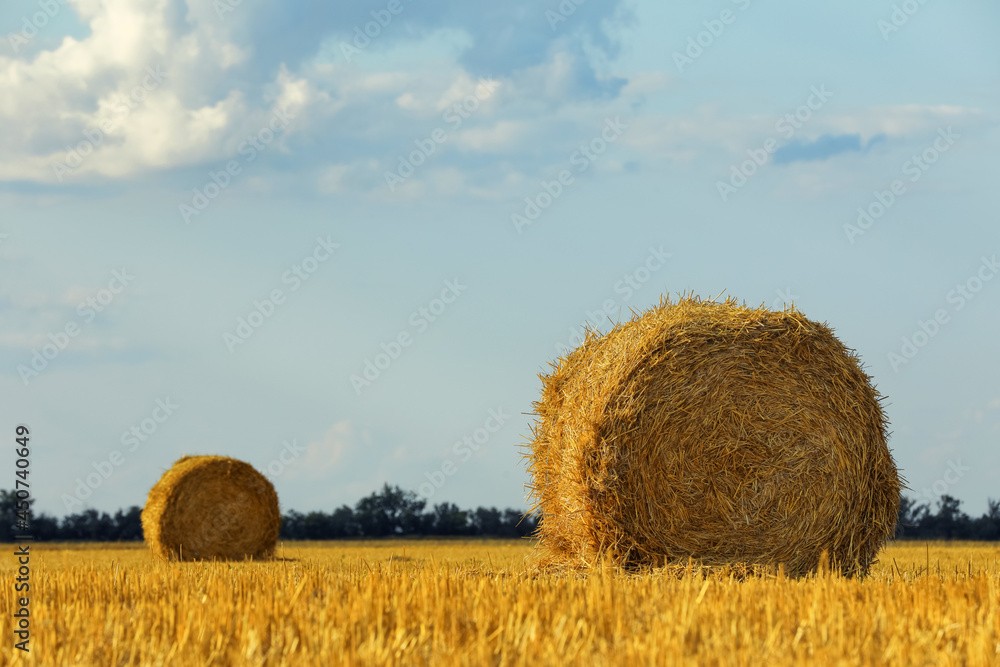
0, 484, 538, 542
894, 495, 999, 540
1, 487, 997, 542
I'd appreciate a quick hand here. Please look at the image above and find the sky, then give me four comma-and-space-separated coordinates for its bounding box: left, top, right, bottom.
0, 0, 998, 520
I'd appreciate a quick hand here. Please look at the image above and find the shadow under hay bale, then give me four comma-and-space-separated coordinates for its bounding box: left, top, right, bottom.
525, 295, 901, 577
141, 455, 280, 562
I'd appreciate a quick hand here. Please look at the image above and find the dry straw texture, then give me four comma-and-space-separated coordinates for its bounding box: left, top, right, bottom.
5, 541, 998, 666
526, 295, 900, 576
141, 455, 280, 561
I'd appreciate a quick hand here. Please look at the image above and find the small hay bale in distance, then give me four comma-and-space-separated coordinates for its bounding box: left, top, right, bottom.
526, 295, 900, 576
141, 455, 280, 561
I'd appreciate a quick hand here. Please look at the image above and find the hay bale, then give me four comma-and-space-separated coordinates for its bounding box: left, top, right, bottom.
141, 455, 280, 561
526, 295, 900, 576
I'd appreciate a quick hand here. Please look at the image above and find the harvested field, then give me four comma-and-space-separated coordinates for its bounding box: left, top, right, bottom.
1, 540, 997, 666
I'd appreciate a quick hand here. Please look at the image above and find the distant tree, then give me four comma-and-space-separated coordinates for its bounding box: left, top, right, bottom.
471, 507, 503, 536
330, 506, 361, 538
431, 503, 468, 535
504, 508, 539, 537
280, 510, 305, 540
112, 507, 143, 540
32, 513, 60, 540
60, 509, 117, 541
895, 496, 929, 538
0, 490, 51, 542
7, 487, 998, 543
300, 511, 331, 539
355, 497, 390, 536
355, 484, 426, 537
931, 495, 969, 539
0, 490, 26, 541
971, 498, 1000, 540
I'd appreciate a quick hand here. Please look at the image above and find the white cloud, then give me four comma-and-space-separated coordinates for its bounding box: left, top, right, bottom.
435, 73, 502, 113
825, 105, 982, 140
425, 167, 503, 200
455, 120, 527, 152
619, 71, 672, 97
0, 1, 632, 193
18, 0, 980, 206
0, 0, 316, 182
318, 164, 353, 194
296, 421, 351, 478
617, 106, 748, 162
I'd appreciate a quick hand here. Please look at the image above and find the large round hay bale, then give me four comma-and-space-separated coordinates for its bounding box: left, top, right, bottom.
141, 455, 280, 561
526, 296, 900, 576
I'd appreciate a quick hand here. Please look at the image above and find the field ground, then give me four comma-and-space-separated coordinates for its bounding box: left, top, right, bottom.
1, 539, 998, 666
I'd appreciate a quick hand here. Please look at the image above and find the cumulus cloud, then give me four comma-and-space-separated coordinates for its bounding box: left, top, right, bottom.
0, 0, 318, 182
233, 0, 632, 90
0, 0, 633, 184
825, 104, 980, 139
10, 0, 978, 206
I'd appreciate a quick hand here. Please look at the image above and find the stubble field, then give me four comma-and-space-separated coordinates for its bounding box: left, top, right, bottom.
1, 540, 998, 666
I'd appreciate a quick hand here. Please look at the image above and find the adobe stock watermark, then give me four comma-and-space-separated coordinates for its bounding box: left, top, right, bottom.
6, 0, 69, 54
384, 77, 501, 193
770, 287, 799, 311
213, 0, 246, 20
555, 246, 671, 355
51, 66, 167, 182
418, 407, 511, 499
511, 116, 628, 234
546, 0, 589, 30
224, 236, 340, 352
915, 459, 970, 506
844, 127, 958, 244
338, 0, 415, 61
887, 254, 998, 372
351, 278, 467, 394
672, 0, 753, 73
716, 85, 833, 202
205, 500, 245, 539
878, 0, 934, 41
179, 105, 297, 224
261, 439, 307, 480
61, 396, 180, 511
17, 268, 135, 386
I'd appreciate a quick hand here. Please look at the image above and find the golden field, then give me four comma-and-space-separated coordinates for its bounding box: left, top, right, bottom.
1, 539, 998, 666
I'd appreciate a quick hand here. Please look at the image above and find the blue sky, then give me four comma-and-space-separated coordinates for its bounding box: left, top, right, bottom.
1, 0, 998, 519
